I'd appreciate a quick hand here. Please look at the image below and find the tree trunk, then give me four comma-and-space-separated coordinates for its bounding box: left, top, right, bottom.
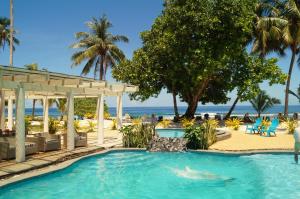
9, 0, 14, 66
172, 91, 179, 120
32, 99, 36, 118
284, 49, 296, 117
182, 79, 210, 119
224, 96, 239, 119
99, 56, 104, 80
184, 98, 199, 119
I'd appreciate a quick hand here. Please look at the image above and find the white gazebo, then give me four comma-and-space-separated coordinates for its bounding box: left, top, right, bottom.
0, 65, 138, 162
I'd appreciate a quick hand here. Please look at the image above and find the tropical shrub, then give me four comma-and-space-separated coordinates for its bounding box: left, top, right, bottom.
87, 121, 96, 132
84, 112, 95, 119
121, 124, 155, 148
49, 118, 59, 134
284, 118, 298, 134
157, 119, 171, 128
74, 120, 80, 132
184, 120, 218, 150
104, 112, 111, 119
132, 118, 142, 126
111, 119, 117, 130
25, 116, 31, 134
181, 118, 195, 128
261, 119, 271, 129
225, 118, 242, 130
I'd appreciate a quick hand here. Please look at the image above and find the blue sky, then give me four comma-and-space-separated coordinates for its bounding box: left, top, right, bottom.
0, 0, 299, 108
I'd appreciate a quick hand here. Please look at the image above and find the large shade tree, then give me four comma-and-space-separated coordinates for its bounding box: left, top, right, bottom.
114, 0, 280, 118
71, 15, 129, 80
252, 0, 300, 116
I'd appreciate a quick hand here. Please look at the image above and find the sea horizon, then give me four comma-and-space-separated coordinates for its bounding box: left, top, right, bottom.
5, 105, 300, 118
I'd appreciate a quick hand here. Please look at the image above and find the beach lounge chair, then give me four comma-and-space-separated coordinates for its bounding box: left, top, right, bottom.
245, 118, 262, 134
260, 119, 279, 137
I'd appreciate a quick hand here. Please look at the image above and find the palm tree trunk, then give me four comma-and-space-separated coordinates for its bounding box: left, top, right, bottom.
99, 57, 104, 80
9, 0, 14, 66
172, 91, 179, 120
284, 49, 296, 117
224, 96, 239, 119
32, 99, 36, 118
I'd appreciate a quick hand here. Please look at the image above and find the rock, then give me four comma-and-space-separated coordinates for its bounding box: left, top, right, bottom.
147, 136, 187, 152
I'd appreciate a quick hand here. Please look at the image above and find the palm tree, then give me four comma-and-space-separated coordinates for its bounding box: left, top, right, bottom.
252, 0, 300, 117
249, 90, 281, 117
71, 15, 129, 80
25, 63, 41, 118
55, 99, 67, 120
288, 84, 300, 102
10, 0, 14, 66
0, 17, 19, 52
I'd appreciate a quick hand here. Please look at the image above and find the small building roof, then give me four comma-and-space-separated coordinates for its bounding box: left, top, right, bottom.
0, 65, 138, 99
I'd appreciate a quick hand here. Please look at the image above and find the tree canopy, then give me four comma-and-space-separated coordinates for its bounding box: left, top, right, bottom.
71, 15, 128, 80
113, 0, 285, 118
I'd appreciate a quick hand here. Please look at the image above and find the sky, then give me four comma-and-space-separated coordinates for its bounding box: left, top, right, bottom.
0, 0, 299, 108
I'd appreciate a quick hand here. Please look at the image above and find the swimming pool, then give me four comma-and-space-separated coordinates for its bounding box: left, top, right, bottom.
0, 151, 299, 199
156, 128, 184, 138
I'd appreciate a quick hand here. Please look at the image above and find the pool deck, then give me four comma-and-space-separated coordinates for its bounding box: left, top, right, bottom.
209, 126, 294, 151
0, 129, 122, 180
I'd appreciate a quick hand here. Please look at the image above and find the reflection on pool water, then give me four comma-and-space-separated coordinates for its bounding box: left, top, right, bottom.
156, 128, 184, 138
0, 151, 299, 199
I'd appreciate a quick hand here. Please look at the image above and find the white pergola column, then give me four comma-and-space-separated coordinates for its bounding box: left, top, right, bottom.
15, 86, 25, 162
7, 97, 13, 130
43, 97, 49, 133
0, 91, 5, 130
67, 92, 75, 150
116, 94, 123, 129
97, 94, 104, 145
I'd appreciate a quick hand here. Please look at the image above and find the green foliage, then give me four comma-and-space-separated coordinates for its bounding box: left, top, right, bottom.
71, 15, 128, 80
0, 17, 19, 51
25, 116, 31, 134
289, 84, 300, 103
252, 0, 300, 115
121, 124, 155, 148
48, 118, 59, 134
184, 120, 218, 150
113, 0, 284, 118
249, 90, 281, 117
74, 98, 110, 118
56, 99, 67, 120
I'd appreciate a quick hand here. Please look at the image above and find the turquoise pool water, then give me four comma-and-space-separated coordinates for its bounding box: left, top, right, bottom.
156, 128, 184, 138
0, 151, 300, 199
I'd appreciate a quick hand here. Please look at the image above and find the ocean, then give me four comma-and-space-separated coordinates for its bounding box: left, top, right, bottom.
6, 105, 300, 118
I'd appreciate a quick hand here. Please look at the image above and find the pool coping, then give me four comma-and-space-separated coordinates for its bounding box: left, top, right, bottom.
0, 148, 294, 188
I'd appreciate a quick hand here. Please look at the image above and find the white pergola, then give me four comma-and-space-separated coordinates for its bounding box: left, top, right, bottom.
0, 65, 138, 163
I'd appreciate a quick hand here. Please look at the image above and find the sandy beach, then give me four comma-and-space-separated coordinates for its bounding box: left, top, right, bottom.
210, 125, 294, 151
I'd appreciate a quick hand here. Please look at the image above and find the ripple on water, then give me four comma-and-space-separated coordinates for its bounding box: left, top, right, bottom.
0, 152, 300, 199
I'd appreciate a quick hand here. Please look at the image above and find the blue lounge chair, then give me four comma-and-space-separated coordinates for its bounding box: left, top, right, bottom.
245, 118, 262, 134
260, 119, 279, 137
